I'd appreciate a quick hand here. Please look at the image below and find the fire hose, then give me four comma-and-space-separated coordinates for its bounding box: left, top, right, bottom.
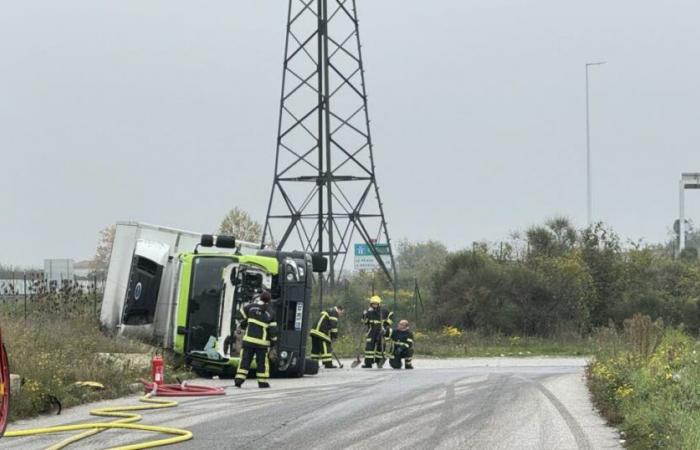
3, 360, 224, 449
141, 380, 225, 397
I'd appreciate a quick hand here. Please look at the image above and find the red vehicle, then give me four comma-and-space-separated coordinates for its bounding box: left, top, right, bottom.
0, 328, 8, 436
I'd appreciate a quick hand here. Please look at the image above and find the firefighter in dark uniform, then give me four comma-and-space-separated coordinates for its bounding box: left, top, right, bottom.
362, 295, 394, 368
388, 319, 414, 369
310, 305, 345, 368
234, 291, 278, 388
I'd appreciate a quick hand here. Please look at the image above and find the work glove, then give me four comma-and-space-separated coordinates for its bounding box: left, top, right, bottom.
268, 348, 278, 363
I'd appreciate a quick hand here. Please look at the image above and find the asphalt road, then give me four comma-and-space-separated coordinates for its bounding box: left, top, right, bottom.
0, 358, 621, 450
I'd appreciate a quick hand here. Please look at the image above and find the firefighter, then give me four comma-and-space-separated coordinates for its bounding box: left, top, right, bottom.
234, 290, 278, 388
361, 295, 394, 368
388, 319, 414, 369
310, 305, 345, 368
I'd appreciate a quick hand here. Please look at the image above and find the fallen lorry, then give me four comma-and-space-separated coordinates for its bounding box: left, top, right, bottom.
100, 222, 326, 377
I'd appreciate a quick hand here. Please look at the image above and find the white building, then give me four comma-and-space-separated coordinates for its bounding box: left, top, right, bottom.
43, 259, 74, 283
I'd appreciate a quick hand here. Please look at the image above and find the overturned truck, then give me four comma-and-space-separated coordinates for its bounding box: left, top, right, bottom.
100, 222, 326, 377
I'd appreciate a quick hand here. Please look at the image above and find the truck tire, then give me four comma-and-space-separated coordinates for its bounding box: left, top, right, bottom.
303, 358, 319, 375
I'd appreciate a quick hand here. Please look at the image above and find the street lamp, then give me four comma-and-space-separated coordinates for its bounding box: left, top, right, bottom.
586, 61, 606, 226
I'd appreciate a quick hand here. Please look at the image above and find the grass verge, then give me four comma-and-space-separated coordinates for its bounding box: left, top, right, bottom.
331, 325, 594, 358
1, 312, 191, 421
587, 315, 700, 449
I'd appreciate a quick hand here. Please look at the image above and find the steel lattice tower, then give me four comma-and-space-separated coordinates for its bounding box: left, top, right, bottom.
262, 0, 396, 292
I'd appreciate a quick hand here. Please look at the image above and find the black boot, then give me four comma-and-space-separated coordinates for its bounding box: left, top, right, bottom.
234, 379, 244, 388
258, 381, 271, 388
323, 362, 338, 369
405, 361, 414, 370
377, 357, 386, 368
361, 358, 373, 368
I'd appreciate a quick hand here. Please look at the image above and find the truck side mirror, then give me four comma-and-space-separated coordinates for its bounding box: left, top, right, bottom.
200, 235, 215, 247
216, 235, 236, 249
311, 254, 328, 273
195, 234, 215, 254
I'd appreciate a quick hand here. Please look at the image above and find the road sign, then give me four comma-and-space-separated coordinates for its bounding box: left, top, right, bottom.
354, 243, 392, 271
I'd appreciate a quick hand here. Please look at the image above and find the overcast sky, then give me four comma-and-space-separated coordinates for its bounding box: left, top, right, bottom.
1, 1, 699, 266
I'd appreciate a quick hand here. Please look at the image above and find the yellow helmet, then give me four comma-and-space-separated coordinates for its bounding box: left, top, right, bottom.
369, 295, 382, 305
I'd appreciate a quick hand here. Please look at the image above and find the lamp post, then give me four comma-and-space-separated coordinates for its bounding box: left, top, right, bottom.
586, 61, 606, 226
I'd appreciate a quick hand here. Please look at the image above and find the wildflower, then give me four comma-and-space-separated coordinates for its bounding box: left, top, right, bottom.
615, 385, 633, 398
441, 325, 463, 338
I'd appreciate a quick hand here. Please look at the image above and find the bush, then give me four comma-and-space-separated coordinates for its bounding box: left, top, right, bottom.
428, 249, 595, 336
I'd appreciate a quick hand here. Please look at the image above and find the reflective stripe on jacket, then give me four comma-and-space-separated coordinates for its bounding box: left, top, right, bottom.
389, 328, 414, 349
310, 308, 339, 342
238, 302, 278, 348
362, 306, 394, 331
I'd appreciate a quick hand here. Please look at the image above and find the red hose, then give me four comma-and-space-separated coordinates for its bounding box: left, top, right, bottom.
141, 380, 225, 397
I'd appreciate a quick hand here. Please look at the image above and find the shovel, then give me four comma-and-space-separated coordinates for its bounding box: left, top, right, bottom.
332, 352, 344, 369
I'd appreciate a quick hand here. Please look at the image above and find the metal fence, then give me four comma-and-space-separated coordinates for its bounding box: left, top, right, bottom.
0, 274, 105, 320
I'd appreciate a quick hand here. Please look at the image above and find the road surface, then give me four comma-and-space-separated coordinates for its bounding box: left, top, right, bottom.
0, 358, 621, 449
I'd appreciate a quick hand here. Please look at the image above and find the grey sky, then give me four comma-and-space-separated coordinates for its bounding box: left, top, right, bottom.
2, 1, 699, 266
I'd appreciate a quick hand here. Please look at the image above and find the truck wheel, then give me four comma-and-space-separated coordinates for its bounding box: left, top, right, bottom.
303, 358, 319, 375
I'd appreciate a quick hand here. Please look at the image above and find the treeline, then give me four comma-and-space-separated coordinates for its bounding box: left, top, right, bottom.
332, 218, 700, 337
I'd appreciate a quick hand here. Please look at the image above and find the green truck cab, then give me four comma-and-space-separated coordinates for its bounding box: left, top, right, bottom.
177, 239, 323, 377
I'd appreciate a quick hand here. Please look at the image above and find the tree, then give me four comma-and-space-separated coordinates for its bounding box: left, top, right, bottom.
526, 217, 577, 259
396, 240, 448, 274
579, 223, 624, 328
93, 225, 116, 275
218, 208, 263, 244
395, 239, 449, 302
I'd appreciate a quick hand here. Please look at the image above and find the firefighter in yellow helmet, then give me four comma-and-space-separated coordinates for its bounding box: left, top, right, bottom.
361, 295, 394, 368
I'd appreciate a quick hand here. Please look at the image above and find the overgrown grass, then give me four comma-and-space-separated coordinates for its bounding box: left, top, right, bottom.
1, 309, 192, 421
587, 314, 700, 449
331, 324, 594, 358
2, 313, 146, 420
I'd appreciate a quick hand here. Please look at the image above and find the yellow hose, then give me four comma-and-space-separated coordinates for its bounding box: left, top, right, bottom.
4, 394, 192, 450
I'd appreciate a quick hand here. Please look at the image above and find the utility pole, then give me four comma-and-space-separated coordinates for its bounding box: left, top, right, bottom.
586, 61, 606, 226
262, 0, 397, 297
